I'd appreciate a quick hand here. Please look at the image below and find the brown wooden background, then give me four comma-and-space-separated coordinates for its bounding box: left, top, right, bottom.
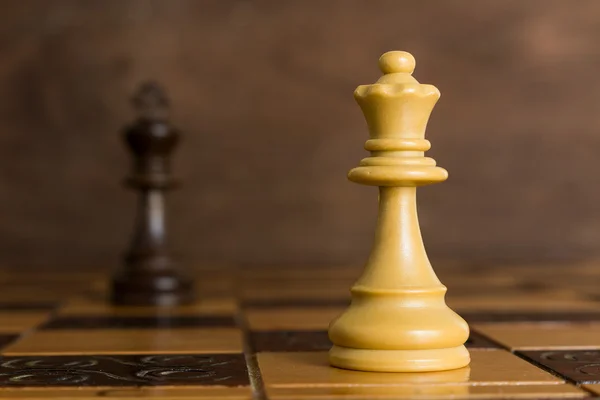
0, 0, 599, 269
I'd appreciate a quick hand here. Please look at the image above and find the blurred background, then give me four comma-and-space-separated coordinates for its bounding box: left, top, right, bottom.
0, 0, 599, 269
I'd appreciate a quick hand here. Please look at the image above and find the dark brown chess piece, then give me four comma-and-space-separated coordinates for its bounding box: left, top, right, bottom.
110, 82, 194, 306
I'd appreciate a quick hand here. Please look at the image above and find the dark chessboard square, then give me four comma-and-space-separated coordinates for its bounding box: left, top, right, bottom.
461, 311, 600, 323
0, 302, 58, 311
40, 315, 236, 330
242, 298, 350, 309
251, 330, 332, 352
0, 354, 249, 387
0, 335, 18, 350
518, 350, 600, 384
465, 331, 501, 349
250, 330, 496, 352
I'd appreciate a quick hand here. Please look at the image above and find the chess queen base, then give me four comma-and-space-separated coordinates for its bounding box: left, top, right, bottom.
329, 344, 470, 372
111, 273, 195, 306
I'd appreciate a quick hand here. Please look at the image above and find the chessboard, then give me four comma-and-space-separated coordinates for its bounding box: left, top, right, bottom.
0, 262, 598, 399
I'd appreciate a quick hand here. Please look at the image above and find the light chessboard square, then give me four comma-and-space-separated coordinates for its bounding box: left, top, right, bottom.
257, 350, 564, 387
473, 323, 600, 350
2, 328, 244, 355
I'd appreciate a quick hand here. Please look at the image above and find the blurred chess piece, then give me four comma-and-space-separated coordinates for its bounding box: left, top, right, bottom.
110, 82, 194, 306
328, 52, 470, 372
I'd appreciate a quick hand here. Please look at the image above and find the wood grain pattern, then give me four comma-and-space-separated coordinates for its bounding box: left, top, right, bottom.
0, 0, 599, 268
2, 329, 244, 355
257, 350, 564, 386
0, 263, 595, 397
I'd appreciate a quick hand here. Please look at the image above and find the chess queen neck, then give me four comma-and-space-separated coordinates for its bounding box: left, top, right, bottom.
127, 188, 169, 269
356, 186, 441, 290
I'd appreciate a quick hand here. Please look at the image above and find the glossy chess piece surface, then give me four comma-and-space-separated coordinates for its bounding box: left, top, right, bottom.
328, 51, 470, 372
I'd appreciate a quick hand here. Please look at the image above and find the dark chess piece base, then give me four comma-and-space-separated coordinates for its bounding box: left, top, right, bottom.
111, 271, 195, 306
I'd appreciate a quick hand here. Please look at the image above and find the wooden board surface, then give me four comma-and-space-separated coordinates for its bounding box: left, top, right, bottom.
0, 262, 598, 398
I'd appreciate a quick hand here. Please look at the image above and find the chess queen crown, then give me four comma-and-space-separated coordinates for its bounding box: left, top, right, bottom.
349, 51, 448, 187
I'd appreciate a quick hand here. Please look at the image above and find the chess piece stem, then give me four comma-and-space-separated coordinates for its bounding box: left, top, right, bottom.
128, 189, 168, 267
364, 187, 439, 287
111, 82, 194, 306
328, 51, 470, 372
